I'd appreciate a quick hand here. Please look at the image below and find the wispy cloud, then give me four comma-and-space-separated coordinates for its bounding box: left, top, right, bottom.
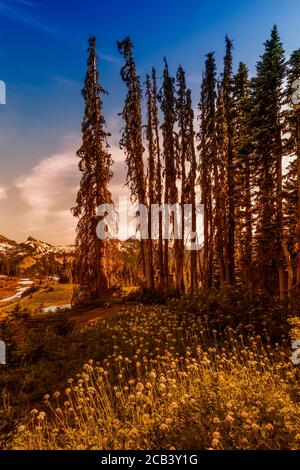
15, 148, 79, 220
100, 52, 122, 65
52, 75, 81, 90
13, 139, 79, 243
0, 0, 59, 36
0, 187, 7, 202
12, 133, 126, 243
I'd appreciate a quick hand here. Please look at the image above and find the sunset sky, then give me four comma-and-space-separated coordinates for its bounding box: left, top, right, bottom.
0, 0, 299, 245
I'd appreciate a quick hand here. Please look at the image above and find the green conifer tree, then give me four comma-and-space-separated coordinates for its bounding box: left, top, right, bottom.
251, 26, 286, 297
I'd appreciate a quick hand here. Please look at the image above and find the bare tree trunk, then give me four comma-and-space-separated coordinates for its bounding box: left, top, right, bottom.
164, 168, 169, 291
244, 166, 252, 288
276, 126, 285, 301
151, 68, 164, 292
278, 267, 286, 302
143, 238, 154, 291
227, 140, 235, 285
190, 188, 197, 295
180, 166, 185, 293
282, 240, 293, 299
296, 110, 300, 289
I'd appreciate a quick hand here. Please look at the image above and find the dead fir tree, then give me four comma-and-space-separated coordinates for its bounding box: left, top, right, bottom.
117, 37, 154, 291
72, 36, 113, 305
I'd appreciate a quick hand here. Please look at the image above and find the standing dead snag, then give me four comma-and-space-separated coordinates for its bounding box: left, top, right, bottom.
146, 70, 165, 291
117, 37, 154, 291
198, 52, 217, 287
145, 74, 155, 290
152, 68, 164, 292
72, 36, 113, 305
176, 66, 187, 293
186, 89, 198, 293
176, 66, 197, 293
159, 59, 181, 292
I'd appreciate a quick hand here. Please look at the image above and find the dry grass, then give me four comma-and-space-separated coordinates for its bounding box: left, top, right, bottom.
0, 278, 20, 302
11, 303, 300, 450
0, 282, 72, 316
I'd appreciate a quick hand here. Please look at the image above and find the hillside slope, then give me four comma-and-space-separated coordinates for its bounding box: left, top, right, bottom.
0, 235, 140, 284
0, 235, 74, 277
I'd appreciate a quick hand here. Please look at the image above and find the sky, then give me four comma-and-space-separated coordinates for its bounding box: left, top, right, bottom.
0, 0, 299, 245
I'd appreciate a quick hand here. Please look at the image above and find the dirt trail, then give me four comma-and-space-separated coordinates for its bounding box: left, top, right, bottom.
0, 289, 126, 326
67, 303, 124, 327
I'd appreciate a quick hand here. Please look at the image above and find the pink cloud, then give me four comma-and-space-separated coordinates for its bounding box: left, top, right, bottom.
0, 186, 7, 202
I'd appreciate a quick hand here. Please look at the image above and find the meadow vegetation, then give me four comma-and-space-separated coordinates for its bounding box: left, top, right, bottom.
0, 281, 73, 316
1, 289, 300, 450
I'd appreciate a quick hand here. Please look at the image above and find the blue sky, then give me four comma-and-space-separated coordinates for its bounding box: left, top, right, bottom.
0, 0, 299, 244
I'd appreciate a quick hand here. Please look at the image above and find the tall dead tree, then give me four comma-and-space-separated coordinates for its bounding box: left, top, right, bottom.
151, 68, 164, 291
117, 37, 154, 291
72, 36, 113, 305
159, 58, 181, 291
145, 73, 155, 289
186, 88, 198, 293
176, 65, 189, 293
198, 53, 217, 287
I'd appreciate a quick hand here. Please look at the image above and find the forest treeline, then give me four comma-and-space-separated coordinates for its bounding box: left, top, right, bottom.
71, 26, 300, 305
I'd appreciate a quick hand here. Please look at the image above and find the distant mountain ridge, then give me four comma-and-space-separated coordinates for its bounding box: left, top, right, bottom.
0, 235, 74, 277
0, 234, 17, 247
0, 234, 140, 286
